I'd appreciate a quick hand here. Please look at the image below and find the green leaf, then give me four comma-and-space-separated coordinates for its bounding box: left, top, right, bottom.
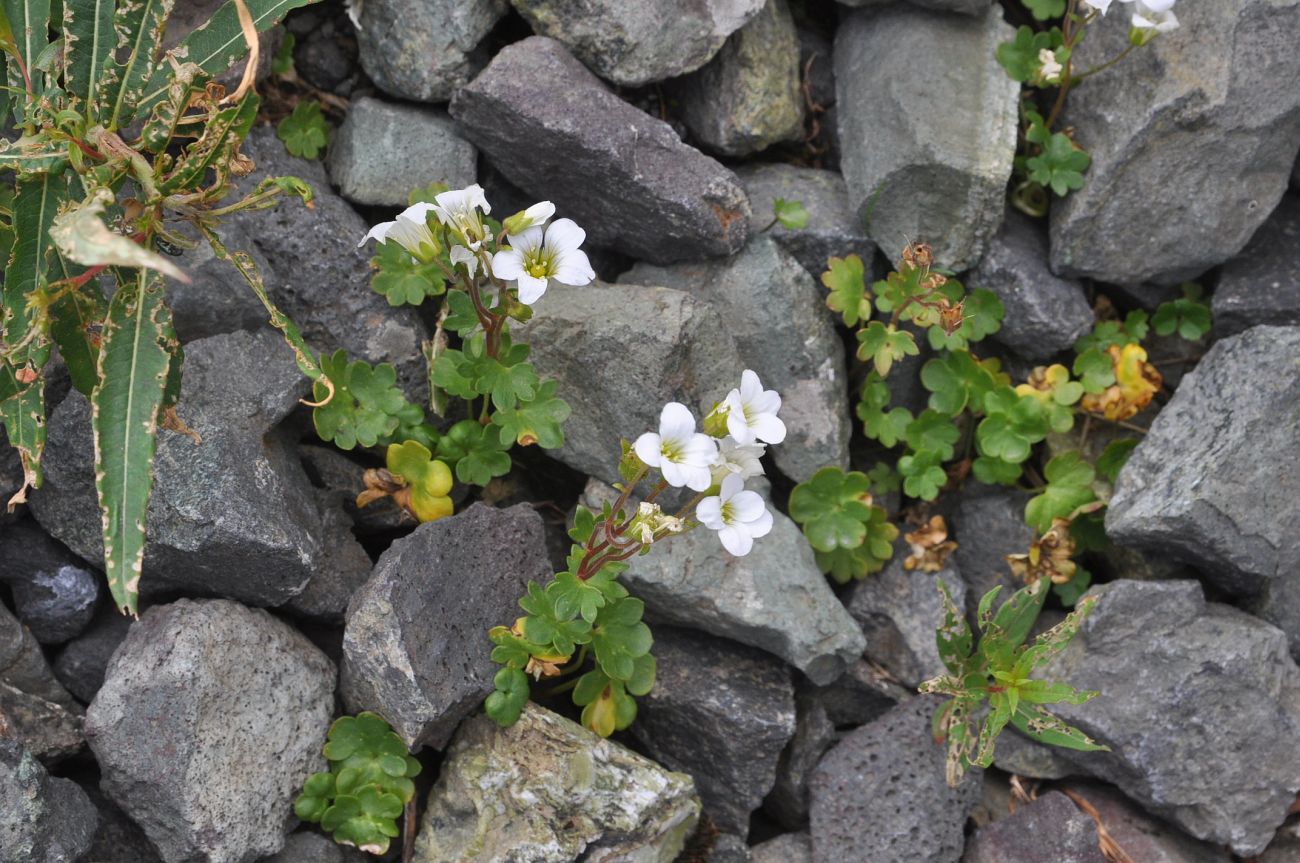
772, 197, 809, 230
97, 0, 175, 129
1052, 566, 1092, 608
1072, 347, 1116, 394
1022, 0, 1065, 20
548, 570, 609, 623
989, 578, 1049, 647
996, 26, 1052, 83
3, 0, 51, 105
971, 455, 1022, 486
926, 288, 1004, 351
788, 466, 874, 552
1151, 283, 1211, 341
1009, 702, 1107, 752
1027, 132, 1090, 197
898, 449, 947, 500
442, 289, 481, 337
434, 418, 511, 486
312, 350, 415, 450
976, 388, 1049, 464
47, 276, 105, 396
821, 254, 871, 327
1096, 438, 1138, 484
921, 351, 1007, 418
905, 409, 961, 462
485, 667, 530, 728
1025, 451, 1097, 532
92, 269, 177, 615
591, 616, 652, 682
856, 321, 918, 378
271, 28, 294, 75
276, 99, 329, 159
62, 0, 115, 118
935, 580, 973, 675
370, 239, 447, 306
492, 378, 569, 449
385, 440, 453, 522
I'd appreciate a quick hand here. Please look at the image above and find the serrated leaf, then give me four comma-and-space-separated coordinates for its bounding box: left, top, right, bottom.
1151, 283, 1211, 341
905, 409, 960, 462
1096, 438, 1138, 484
1027, 132, 1090, 197
926, 287, 1004, 351
772, 197, 809, 230
1025, 451, 1097, 532
311, 350, 415, 450
492, 378, 569, 448
898, 449, 947, 500
856, 321, 918, 378
821, 253, 870, 327
4, 0, 51, 107
276, 99, 329, 159
370, 238, 446, 306
1023, 0, 1066, 20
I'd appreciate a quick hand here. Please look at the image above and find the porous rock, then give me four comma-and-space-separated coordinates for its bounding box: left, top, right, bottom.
355, 0, 506, 102
260, 831, 369, 863
0, 681, 82, 762
944, 483, 1034, 620
85, 599, 336, 863
450, 37, 751, 264
1213, 192, 1300, 337
962, 791, 1105, 863
1058, 781, 1234, 863
0, 739, 97, 863
52, 605, 135, 704
751, 833, 812, 863
340, 503, 553, 749
766, 693, 837, 828
412, 704, 701, 862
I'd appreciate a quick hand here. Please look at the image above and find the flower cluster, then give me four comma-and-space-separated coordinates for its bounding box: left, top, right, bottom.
634, 370, 785, 556
1084, 0, 1179, 36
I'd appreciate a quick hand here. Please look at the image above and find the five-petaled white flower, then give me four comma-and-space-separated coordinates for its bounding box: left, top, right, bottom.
432, 184, 491, 249
358, 202, 439, 262
697, 474, 773, 557
710, 436, 766, 485
722, 370, 786, 446
490, 218, 595, 305
1037, 48, 1063, 84
634, 402, 718, 492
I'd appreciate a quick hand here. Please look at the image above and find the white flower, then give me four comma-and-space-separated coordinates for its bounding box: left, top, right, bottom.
722, 370, 786, 446
503, 201, 556, 235
449, 244, 479, 277
490, 218, 595, 305
634, 402, 718, 492
358, 202, 439, 261
1081, 0, 1114, 13
345, 0, 363, 29
1037, 48, 1063, 84
630, 502, 684, 544
697, 474, 773, 557
432, 184, 491, 249
710, 436, 765, 485
1131, 0, 1178, 32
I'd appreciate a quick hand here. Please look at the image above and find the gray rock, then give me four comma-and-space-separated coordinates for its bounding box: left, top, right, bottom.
412, 704, 701, 862
80, 782, 164, 863
356, 0, 506, 101
837, 0, 991, 12
963, 791, 1104, 863
1213, 192, 1300, 337
52, 606, 134, 704
990, 728, 1075, 780
340, 503, 553, 750
260, 831, 368, 863
293, 14, 359, 94
809, 696, 980, 863
31, 331, 372, 608
280, 488, 376, 622
628, 627, 795, 835
1104, 327, 1300, 648
519, 283, 744, 484
946, 483, 1034, 620
803, 657, 909, 727
510, 0, 764, 86
0, 601, 76, 710
0, 522, 99, 644
847, 539, 966, 687
216, 127, 429, 397
0, 434, 21, 523
1049, 0, 1300, 286
834, 5, 1017, 271
1262, 834, 1300, 863
622, 236, 850, 483
736, 163, 873, 278
797, 29, 834, 116
299, 444, 408, 533
1042, 580, 1300, 856
0, 739, 97, 863
1059, 782, 1234, 863
766, 693, 837, 828
970, 211, 1093, 361
328, 97, 477, 207
0, 681, 82, 762
710, 834, 752, 863
673, 0, 803, 157
752, 833, 812, 863
86, 599, 336, 863
583, 478, 864, 685
450, 37, 752, 264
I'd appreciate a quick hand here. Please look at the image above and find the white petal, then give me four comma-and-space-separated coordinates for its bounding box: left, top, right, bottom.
517, 272, 549, 305
551, 250, 595, 286
748, 509, 774, 539
399, 202, 438, 224
753, 388, 782, 416
543, 218, 586, 256
728, 489, 766, 523
506, 226, 544, 254
680, 433, 719, 468
450, 245, 478, 277
719, 526, 753, 556
719, 473, 745, 502
696, 496, 724, 530
525, 201, 555, 224
491, 248, 525, 281
683, 464, 713, 492
634, 433, 663, 467
359, 220, 395, 248
740, 369, 763, 400
660, 459, 689, 488
750, 413, 787, 445
726, 410, 756, 445
659, 402, 696, 441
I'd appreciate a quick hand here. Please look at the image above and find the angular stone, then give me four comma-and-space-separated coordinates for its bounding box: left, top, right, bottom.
86, 599, 336, 863
292, 12, 359, 94
79, 782, 164, 863
0, 522, 99, 644
803, 657, 908, 727
847, 539, 966, 687
1213, 192, 1300, 337
519, 283, 744, 484
328, 97, 477, 207
1042, 580, 1300, 856
356, 0, 506, 101
0, 601, 75, 710
1049, 0, 1300, 285
1059, 782, 1234, 863
990, 729, 1075, 781
261, 831, 368, 863
299, 444, 407, 534
52, 606, 134, 704
628, 627, 795, 835
622, 236, 850, 482
944, 483, 1034, 620
280, 488, 376, 622
510, 0, 764, 86
736, 163, 873, 277
753, 833, 811, 863
1104, 327, 1300, 648
834, 4, 1017, 271
584, 479, 863, 685
340, 503, 553, 749
31, 331, 372, 607
412, 704, 701, 862
450, 37, 751, 264
766, 693, 837, 829
963, 791, 1104, 863
673, 0, 803, 157
0, 681, 82, 762
711, 834, 751, 863
0, 739, 97, 863
970, 211, 1093, 362
809, 696, 980, 863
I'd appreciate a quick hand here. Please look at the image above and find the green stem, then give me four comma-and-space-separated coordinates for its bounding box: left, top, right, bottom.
540, 677, 581, 697
1072, 43, 1137, 82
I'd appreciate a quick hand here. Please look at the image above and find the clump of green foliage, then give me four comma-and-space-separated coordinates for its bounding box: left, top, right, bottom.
295, 712, 421, 855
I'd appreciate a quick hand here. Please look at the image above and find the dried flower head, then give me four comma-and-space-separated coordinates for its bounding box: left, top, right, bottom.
904, 515, 958, 572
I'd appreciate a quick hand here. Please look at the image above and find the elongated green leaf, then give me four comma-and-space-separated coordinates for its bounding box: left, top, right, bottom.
92, 268, 176, 615
1, 170, 71, 505
158, 91, 258, 194
98, 0, 175, 129
48, 252, 106, 395
62, 0, 114, 116
3, 0, 51, 105
133, 0, 319, 120
0, 133, 66, 172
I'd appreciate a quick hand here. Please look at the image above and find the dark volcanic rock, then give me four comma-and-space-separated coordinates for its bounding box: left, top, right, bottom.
0, 739, 97, 863
355, 0, 505, 102
0, 522, 99, 644
962, 791, 1105, 863
1213, 192, 1300, 337
52, 605, 135, 704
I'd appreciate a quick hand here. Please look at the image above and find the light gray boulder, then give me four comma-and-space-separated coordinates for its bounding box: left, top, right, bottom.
355, 0, 506, 102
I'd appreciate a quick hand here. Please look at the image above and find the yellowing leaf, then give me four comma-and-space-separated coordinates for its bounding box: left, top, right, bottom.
1080, 344, 1162, 422
50, 189, 190, 282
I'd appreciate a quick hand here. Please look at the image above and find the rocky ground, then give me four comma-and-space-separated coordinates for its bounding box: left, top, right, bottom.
3, 0, 1300, 862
